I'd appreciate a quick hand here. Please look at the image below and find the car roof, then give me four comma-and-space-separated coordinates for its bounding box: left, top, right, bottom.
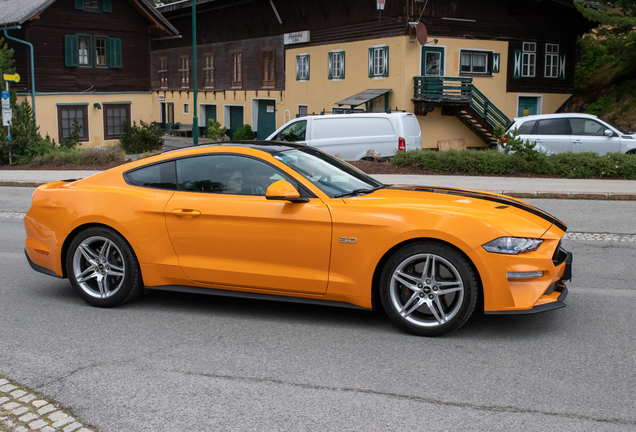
513, 113, 599, 123
162, 140, 307, 155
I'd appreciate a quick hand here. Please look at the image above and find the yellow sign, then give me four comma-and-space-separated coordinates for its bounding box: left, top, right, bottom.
3, 73, 20, 83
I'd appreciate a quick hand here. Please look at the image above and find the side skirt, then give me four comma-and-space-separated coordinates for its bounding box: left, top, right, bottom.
145, 284, 370, 311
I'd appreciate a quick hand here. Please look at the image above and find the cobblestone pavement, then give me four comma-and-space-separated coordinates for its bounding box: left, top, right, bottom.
0, 378, 95, 432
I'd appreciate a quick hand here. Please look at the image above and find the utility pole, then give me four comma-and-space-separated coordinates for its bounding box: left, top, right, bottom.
192, 0, 198, 145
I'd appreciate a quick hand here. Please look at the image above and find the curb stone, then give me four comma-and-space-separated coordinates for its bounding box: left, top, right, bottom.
0, 376, 96, 432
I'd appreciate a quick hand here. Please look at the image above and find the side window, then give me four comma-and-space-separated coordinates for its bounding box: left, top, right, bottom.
517, 120, 536, 135
569, 118, 606, 136
176, 155, 300, 196
126, 161, 177, 190
279, 120, 307, 142
536, 119, 569, 135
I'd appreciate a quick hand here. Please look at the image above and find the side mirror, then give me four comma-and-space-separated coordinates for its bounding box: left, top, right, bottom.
604, 129, 614, 137
265, 180, 309, 203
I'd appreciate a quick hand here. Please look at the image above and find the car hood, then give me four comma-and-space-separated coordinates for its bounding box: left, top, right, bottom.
342, 185, 567, 238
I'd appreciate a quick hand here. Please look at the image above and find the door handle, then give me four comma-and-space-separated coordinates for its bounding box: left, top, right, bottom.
573, 140, 582, 144
172, 209, 201, 217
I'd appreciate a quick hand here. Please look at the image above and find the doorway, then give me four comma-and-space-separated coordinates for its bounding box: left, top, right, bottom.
199, 104, 217, 138
518, 96, 540, 117
224, 106, 244, 139
256, 99, 276, 140
160, 102, 174, 134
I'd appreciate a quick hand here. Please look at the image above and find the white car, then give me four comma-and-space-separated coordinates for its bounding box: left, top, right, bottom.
266, 113, 422, 160
507, 113, 636, 155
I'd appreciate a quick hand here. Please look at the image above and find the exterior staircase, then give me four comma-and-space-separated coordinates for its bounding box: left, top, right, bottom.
412, 76, 512, 146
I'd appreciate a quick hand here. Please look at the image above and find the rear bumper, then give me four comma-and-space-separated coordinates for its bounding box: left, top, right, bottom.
24, 248, 63, 279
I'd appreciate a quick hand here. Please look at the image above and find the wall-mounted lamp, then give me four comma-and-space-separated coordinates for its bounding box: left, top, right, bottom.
93, 103, 101, 109
425, 38, 439, 45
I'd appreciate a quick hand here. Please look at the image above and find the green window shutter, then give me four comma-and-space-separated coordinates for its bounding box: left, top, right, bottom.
65, 35, 78, 67
328, 52, 333, 80
102, 0, 112, 12
109, 38, 122, 68
340, 51, 345, 79
492, 53, 500, 73
296, 55, 300, 81
75, 0, 84, 10
513, 50, 521, 79
383, 46, 389, 77
558, 54, 566, 80
306, 55, 310, 81
368, 48, 374, 78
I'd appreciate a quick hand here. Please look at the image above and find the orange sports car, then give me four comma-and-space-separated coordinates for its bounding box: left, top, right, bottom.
24, 142, 572, 336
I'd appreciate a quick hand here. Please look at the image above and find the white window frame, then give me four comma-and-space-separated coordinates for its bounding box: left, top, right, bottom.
298, 104, 308, 117
459, 49, 492, 75
522, 42, 536, 78
545, 44, 559, 78
332, 52, 343, 79
297, 54, 309, 81
183, 103, 189, 115
373, 48, 384, 76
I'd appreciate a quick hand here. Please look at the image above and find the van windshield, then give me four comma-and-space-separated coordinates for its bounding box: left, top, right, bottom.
273, 147, 383, 198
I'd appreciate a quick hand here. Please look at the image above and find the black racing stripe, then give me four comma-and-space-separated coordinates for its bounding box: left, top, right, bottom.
388, 185, 568, 232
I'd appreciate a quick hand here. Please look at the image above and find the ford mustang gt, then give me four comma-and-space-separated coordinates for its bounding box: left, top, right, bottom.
24, 142, 572, 336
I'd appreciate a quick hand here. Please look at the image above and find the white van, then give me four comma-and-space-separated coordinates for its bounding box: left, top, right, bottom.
265, 113, 422, 160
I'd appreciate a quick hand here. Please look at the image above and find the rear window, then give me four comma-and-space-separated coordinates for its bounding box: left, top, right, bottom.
517, 120, 536, 135
312, 117, 395, 140
536, 118, 570, 135
126, 161, 177, 190
401, 115, 421, 137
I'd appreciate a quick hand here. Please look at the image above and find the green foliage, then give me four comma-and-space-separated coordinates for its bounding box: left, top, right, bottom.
119, 120, 164, 154
29, 146, 125, 166
0, 100, 53, 164
0, 37, 17, 107
392, 148, 636, 180
232, 123, 253, 140
493, 126, 540, 160
60, 118, 83, 150
206, 119, 227, 141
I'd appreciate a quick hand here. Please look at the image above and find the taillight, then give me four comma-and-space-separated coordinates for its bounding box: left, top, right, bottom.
398, 137, 406, 152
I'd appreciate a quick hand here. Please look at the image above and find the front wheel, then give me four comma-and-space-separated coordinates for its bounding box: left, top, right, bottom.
66, 227, 143, 308
380, 242, 478, 336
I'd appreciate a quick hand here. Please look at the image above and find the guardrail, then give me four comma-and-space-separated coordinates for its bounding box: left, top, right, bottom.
413, 76, 512, 130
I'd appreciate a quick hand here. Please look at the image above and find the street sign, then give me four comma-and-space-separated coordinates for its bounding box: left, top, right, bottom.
3, 73, 20, 83
1, 91, 9, 110
2, 109, 12, 127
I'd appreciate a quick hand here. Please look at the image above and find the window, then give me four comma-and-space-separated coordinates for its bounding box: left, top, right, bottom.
57, 105, 88, 143
277, 120, 307, 141
65, 34, 121, 68
262, 48, 275, 87
180, 56, 189, 88
95, 37, 107, 67
78, 36, 91, 66
369, 46, 389, 78
569, 118, 607, 136
176, 155, 298, 196
296, 54, 309, 81
204, 54, 214, 88
159, 57, 168, 89
126, 161, 177, 190
231, 52, 243, 87
460, 50, 489, 75
536, 118, 569, 135
328, 51, 345, 80
84, 0, 100, 10
522, 42, 536, 77
75, 0, 112, 13
183, 103, 189, 114
298, 105, 308, 117
422, 47, 444, 76
545, 44, 559, 78
104, 104, 131, 140
517, 120, 536, 135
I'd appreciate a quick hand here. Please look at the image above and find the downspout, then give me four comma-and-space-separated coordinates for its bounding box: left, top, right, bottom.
3, 26, 36, 125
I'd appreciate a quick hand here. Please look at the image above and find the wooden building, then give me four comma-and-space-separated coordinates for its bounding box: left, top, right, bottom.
0, 0, 178, 146
153, 0, 592, 150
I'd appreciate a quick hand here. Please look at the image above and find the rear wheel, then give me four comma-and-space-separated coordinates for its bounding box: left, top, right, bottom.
380, 242, 478, 336
66, 227, 143, 308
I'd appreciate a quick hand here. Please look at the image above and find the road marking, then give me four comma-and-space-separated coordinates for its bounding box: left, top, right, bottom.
0, 212, 26, 219
564, 232, 636, 242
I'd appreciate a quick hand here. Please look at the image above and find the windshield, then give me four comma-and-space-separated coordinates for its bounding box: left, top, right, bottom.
273, 148, 383, 198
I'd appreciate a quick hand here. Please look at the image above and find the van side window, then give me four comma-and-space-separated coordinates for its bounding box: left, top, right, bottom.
279, 120, 307, 141
536, 118, 570, 135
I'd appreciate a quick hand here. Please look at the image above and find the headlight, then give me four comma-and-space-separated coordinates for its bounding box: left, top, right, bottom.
482, 237, 543, 255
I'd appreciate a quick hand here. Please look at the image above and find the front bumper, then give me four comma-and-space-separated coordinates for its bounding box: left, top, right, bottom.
485, 249, 572, 315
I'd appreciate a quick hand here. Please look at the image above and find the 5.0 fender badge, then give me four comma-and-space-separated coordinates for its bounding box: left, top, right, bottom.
339, 237, 358, 244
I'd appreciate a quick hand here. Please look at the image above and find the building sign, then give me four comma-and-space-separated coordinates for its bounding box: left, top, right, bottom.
284, 31, 310, 45
2, 110, 12, 127
1, 91, 9, 110
2, 73, 20, 83
377, 0, 386, 10
158, 94, 165, 101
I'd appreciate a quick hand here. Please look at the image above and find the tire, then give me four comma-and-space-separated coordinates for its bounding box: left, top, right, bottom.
379, 242, 478, 337
66, 227, 143, 308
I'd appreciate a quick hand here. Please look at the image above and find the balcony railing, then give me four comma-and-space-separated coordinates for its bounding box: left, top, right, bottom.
413, 76, 512, 130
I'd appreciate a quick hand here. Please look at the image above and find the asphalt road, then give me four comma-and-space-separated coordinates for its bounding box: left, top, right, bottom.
1, 188, 635, 431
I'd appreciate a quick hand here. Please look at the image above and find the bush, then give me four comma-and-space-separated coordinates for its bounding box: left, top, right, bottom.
0, 100, 54, 164
119, 120, 164, 154
30, 146, 125, 166
60, 118, 82, 150
392, 148, 636, 180
232, 124, 253, 140
207, 119, 227, 141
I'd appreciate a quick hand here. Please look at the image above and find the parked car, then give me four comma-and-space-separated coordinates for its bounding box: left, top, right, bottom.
507, 113, 636, 155
266, 113, 422, 160
24, 141, 571, 337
